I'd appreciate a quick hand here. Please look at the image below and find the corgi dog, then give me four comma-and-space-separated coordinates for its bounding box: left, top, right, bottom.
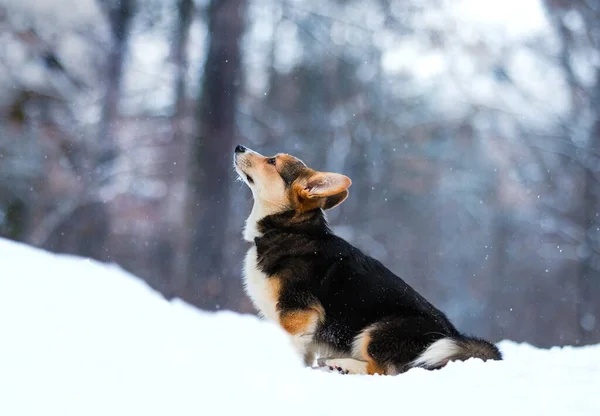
233, 145, 501, 375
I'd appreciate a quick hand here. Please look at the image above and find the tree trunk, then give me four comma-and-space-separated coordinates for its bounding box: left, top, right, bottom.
578, 167, 600, 344
167, 0, 194, 298
578, 68, 600, 343
184, 0, 247, 309
173, 0, 194, 128
98, 0, 135, 176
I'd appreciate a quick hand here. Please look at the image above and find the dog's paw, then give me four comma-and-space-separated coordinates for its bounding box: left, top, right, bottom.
313, 363, 349, 374
316, 358, 367, 375
328, 364, 350, 375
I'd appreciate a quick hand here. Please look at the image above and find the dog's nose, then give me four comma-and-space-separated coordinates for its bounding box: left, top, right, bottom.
235, 145, 246, 154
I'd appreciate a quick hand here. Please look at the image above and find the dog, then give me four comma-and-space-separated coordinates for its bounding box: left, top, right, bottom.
233, 145, 502, 375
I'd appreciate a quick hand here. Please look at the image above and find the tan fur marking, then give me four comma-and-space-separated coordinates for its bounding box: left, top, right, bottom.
354, 329, 388, 375
366, 360, 386, 375
291, 182, 322, 213
279, 304, 325, 335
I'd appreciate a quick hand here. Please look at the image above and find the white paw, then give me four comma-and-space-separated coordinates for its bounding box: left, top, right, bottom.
316, 358, 368, 375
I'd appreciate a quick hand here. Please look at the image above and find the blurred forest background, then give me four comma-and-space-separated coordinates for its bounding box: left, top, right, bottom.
1, 0, 599, 347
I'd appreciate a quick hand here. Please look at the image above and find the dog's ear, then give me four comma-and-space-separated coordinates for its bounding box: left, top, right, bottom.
295, 172, 351, 211
304, 172, 352, 198
322, 189, 349, 210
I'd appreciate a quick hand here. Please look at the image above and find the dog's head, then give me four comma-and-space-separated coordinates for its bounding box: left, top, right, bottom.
233, 145, 352, 215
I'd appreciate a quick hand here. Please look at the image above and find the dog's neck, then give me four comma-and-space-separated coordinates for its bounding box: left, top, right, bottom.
259, 209, 331, 240
243, 201, 282, 242
244, 203, 331, 243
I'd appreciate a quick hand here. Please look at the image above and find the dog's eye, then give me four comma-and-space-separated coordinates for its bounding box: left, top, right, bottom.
267, 157, 276, 166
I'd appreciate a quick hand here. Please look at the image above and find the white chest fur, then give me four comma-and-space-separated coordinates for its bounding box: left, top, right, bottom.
243, 246, 280, 323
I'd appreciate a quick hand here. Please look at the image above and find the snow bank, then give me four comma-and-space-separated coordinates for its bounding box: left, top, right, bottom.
0, 238, 598, 416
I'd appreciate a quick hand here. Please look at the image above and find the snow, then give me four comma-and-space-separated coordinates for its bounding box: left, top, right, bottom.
0, 237, 599, 416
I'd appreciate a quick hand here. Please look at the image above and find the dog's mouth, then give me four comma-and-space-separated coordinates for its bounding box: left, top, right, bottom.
234, 153, 255, 186
234, 162, 254, 185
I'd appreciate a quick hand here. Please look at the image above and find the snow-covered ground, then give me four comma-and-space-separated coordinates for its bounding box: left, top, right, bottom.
0, 238, 598, 416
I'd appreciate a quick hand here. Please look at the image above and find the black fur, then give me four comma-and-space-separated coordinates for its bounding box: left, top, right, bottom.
278, 159, 307, 186
255, 209, 502, 373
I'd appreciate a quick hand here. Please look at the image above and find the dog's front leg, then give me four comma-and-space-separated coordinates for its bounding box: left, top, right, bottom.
293, 333, 317, 366
278, 307, 323, 366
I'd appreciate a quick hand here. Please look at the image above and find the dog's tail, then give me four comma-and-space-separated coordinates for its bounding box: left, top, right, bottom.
411, 336, 502, 370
